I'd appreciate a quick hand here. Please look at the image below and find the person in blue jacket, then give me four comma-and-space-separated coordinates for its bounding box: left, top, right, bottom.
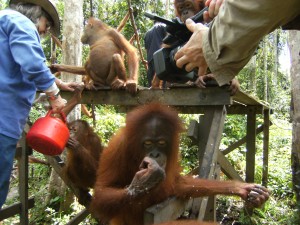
0, 0, 78, 209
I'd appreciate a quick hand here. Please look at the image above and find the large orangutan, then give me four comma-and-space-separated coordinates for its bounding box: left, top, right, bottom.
51, 17, 139, 95
90, 103, 270, 225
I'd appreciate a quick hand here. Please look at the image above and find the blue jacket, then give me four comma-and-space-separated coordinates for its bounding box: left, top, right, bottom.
0, 9, 55, 139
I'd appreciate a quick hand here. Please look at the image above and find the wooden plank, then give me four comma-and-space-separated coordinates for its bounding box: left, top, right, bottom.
0, 198, 34, 221
217, 152, 244, 182
226, 105, 266, 115
190, 107, 226, 221
233, 90, 269, 108
45, 156, 92, 209
18, 133, 30, 225
246, 109, 256, 183
245, 108, 257, 215
222, 122, 272, 155
144, 197, 193, 224
197, 107, 226, 178
118, 105, 266, 115
203, 165, 220, 221
60, 87, 232, 106
187, 120, 199, 145
66, 208, 90, 225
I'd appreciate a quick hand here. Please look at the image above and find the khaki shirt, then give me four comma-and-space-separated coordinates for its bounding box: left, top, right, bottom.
203, 0, 300, 86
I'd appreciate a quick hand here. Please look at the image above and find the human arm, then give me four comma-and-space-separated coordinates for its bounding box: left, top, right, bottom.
174, 19, 209, 87
6, 11, 65, 111
175, 0, 300, 86
44, 83, 65, 113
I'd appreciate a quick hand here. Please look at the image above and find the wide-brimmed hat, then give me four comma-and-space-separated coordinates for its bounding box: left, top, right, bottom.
9, 0, 60, 36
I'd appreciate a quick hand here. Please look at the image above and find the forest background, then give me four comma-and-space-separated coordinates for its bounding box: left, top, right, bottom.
0, 0, 299, 224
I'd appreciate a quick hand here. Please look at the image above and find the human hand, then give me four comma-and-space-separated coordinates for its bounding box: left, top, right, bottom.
204, 0, 224, 23
49, 95, 66, 113
174, 19, 209, 77
228, 78, 240, 95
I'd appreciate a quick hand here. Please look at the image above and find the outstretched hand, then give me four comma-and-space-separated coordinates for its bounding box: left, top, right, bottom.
174, 19, 209, 78
237, 183, 270, 208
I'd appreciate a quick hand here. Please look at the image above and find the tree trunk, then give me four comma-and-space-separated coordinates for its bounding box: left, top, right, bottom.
273, 29, 278, 86
248, 55, 256, 93
165, 0, 170, 18
288, 30, 300, 208
61, 0, 83, 122
263, 37, 268, 102
47, 0, 84, 211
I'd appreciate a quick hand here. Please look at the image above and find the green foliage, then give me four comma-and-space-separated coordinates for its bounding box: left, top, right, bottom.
83, 105, 126, 145
0, 0, 7, 10
178, 114, 201, 174
237, 29, 291, 121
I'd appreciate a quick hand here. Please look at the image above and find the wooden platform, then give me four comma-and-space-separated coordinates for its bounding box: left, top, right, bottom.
0, 86, 271, 225
60, 86, 269, 113
61, 86, 271, 223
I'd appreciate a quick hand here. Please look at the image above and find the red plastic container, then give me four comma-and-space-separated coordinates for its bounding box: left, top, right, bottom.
26, 110, 70, 156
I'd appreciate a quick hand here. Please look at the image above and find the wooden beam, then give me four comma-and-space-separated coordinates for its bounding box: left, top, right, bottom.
187, 120, 199, 145
226, 105, 266, 114
45, 156, 92, 209
66, 208, 90, 225
246, 108, 256, 183
60, 87, 232, 107
197, 107, 226, 178
18, 133, 30, 225
222, 122, 273, 155
144, 197, 193, 224
193, 107, 227, 221
0, 198, 34, 221
218, 152, 244, 182
203, 165, 220, 221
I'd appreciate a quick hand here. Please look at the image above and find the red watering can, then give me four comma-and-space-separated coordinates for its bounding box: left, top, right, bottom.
26, 110, 70, 156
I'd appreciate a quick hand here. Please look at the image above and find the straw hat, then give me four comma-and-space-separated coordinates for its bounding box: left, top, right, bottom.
9, 0, 60, 36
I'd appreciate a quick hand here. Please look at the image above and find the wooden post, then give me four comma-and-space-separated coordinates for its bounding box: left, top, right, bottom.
188, 106, 227, 221
18, 132, 30, 225
246, 107, 256, 183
